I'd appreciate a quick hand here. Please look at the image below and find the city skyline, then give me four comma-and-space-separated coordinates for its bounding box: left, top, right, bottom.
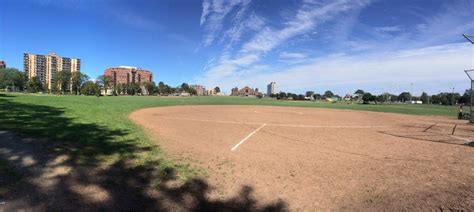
1, 0, 473, 95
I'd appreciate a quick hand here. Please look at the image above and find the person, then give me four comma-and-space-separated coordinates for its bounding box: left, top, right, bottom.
458, 105, 463, 119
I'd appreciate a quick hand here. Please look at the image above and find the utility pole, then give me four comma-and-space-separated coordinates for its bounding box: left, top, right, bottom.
451, 87, 455, 106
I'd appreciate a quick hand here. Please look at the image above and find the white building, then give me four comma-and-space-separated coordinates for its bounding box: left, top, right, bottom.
267, 82, 279, 96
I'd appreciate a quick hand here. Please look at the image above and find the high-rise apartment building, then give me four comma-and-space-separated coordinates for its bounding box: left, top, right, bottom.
24, 52, 81, 90
267, 82, 278, 96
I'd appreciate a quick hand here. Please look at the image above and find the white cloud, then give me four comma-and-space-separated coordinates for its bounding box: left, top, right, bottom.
279, 52, 307, 59
199, 43, 473, 95
375, 26, 401, 33
242, 0, 371, 53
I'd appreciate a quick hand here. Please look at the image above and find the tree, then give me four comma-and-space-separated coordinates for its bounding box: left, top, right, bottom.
278, 92, 287, 100
323, 90, 334, 98
459, 90, 471, 105
80, 81, 99, 96
127, 82, 141, 96
143, 81, 156, 95
158, 81, 166, 95
398, 92, 412, 103
305, 91, 314, 97
214, 86, 221, 93
362, 92, 376, 104
420, 92, 429, 104
71, 71, 88, 95
181, 83, 190, 91
26, 76, 43, 93
189, 87, 197, 95
354, 89, 364, 98
291, 93, 298, 100
0, 68, 27, 91
313, 93, 322, 100
97, 75, 111, 95
57, 70, 72, 94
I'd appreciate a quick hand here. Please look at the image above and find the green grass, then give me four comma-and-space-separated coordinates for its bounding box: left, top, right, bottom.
0, 93, 458, 181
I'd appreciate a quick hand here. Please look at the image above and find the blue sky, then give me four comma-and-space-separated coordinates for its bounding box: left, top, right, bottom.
0, 0, 473, 95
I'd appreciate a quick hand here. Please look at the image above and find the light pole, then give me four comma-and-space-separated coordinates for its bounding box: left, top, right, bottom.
463, 34, 473, 122
450, 87, 455, 106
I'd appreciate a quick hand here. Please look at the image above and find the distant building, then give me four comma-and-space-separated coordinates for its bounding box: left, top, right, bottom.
0, 60, 6, 69
190, 84, 206, 96
104, 66, 152, 85
231, 86, 261, 97
343, 94, 352, 101
24, 52, 81, 90
267, 82, 278, 96
206, 88, 215, 95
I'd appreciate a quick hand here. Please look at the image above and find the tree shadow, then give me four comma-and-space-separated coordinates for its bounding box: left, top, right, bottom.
0, 97, 287, 211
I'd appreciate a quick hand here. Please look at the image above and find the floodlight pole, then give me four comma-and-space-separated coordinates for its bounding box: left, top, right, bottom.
463, 34, 474, 122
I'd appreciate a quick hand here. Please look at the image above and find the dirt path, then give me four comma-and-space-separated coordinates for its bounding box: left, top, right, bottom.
130, 105, 474, 211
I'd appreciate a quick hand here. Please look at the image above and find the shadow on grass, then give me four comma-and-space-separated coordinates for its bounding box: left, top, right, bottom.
0, 95, 287, 210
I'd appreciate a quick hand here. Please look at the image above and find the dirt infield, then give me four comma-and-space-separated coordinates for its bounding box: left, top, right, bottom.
130, 105, 474, 211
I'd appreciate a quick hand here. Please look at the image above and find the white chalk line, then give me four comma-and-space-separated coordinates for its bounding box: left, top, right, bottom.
231, 124, 267, 151
156, 116, 391, 129
449, 135, 472, 142
254, 110, 303, 115
157, 116, 264, 125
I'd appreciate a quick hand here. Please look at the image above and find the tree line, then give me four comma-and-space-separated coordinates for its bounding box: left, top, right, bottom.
1, 67, 471, 104
0, 68, 201, 96
270, 89, 471, 106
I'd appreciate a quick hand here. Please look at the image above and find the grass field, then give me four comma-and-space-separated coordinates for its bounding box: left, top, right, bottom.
0, 92, 463, 209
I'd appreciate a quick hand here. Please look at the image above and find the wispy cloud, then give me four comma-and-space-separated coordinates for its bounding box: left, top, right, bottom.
279, 52, 307, 60
375, 26, 401, 33
199, 0, 251, 47
199, 0, 371, 87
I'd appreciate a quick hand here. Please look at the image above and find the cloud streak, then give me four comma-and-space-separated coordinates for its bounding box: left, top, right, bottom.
199, 0, 251, 47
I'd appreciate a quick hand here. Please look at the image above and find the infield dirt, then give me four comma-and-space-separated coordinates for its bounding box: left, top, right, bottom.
130, 105, 474, 211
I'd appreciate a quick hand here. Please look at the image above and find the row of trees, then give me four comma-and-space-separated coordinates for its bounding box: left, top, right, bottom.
0, 67, 200, 97
0, 68, 27, 91
270, 88, 471, 106
90, 77, 199, 96
1, 67, 471, 104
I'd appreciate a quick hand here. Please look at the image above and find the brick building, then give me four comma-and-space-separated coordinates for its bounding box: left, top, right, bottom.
104, 66, 153, 86
190, 84, 206, 96
231, 86, 261, 97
